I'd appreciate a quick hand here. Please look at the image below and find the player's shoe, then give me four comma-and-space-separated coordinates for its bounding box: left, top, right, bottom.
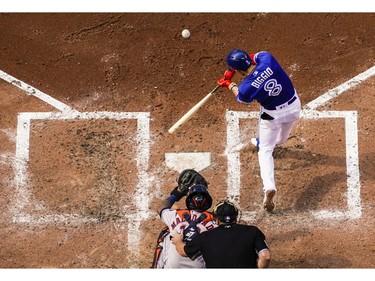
263, 190, 276, 213
251, 137, 259, 150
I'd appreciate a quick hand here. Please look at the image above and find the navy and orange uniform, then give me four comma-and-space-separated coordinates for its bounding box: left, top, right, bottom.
158, 208, 217, 268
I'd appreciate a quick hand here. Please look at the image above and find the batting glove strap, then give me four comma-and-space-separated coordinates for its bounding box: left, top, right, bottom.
229, 82, 237, 91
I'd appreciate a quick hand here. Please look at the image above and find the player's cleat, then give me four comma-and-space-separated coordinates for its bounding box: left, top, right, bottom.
250, 137, 259, 150
263, 190, 276, 213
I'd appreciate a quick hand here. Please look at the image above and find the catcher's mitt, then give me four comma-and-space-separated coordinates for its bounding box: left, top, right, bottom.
170, 169, 208, 201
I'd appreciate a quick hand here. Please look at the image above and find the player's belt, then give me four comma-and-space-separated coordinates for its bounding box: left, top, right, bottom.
264, 95, 297, 110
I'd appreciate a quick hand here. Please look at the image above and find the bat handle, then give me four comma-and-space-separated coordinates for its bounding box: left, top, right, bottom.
210, 85, 220, 94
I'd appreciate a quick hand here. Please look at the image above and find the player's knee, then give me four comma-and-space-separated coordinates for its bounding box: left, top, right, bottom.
259, 146, 274, 154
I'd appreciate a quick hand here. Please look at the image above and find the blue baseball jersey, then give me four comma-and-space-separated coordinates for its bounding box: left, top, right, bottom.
237, 52, 296, 109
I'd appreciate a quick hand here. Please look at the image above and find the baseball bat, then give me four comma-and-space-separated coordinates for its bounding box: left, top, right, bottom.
168, 85, 220, 134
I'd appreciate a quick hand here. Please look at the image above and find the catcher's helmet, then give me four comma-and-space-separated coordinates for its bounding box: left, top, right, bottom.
213, 200, 239, 224
226, 49, 252, 71
185, 184, 213, 212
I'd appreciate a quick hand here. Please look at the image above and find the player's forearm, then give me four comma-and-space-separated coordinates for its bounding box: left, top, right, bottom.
230, 84, 239, 97
257, 249, 271, 268
176, 241, 188, 257
160, 199, 173, 210
171, 234, 188, 257
158, 195, 179, 214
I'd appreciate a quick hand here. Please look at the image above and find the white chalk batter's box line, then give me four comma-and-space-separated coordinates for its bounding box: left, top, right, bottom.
226, 109, 361, 221
12, 109, 361, 226
12, 111, 152, 225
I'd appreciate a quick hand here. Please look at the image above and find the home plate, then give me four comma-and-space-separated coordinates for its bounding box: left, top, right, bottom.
165, 152, 211, 172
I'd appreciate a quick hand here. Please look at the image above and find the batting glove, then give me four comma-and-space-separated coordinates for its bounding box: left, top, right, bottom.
224, 69, 236, 80
217, 76, 236, 90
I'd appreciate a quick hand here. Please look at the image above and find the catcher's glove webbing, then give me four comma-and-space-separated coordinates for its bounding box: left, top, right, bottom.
170, 169, 208, 201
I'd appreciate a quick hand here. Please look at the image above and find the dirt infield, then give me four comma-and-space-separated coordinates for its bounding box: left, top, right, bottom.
0, 13, 374, 268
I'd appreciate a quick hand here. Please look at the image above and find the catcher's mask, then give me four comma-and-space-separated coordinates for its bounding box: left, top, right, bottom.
213, 200, 239, 224
185, 184, 212, 212
226, 49, 252, 71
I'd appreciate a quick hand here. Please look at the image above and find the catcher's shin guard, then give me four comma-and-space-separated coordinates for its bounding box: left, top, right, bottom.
151, 226, 170, 268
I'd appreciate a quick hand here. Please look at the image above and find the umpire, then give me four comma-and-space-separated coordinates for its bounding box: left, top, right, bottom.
172, 200, 271, 268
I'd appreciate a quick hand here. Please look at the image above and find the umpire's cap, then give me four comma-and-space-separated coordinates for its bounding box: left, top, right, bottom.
226, 49, 252, 71
213, 200, 239, 224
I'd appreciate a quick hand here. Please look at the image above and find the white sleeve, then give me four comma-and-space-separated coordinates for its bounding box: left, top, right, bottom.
160, 208, 176, 229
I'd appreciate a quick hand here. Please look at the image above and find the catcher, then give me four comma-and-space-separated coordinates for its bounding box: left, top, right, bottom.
151, 169, 217, 268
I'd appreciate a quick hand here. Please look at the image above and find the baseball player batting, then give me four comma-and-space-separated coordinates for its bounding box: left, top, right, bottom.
217, 49, 301, 212
151, 169, 217, 268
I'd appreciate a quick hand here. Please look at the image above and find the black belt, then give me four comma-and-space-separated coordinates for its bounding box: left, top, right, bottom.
263, 95, 297, 110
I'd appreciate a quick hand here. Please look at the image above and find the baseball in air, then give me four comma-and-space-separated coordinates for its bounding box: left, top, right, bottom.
182, 29, 190, 38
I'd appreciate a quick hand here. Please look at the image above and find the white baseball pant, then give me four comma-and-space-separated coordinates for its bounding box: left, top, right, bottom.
257, 95, 301, 192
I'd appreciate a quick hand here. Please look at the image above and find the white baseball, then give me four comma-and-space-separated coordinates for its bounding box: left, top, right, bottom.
182, 29, 190, 38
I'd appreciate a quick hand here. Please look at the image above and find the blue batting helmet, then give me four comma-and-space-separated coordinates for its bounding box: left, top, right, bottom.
226, 49, 252, 71
185, 184, 213, 212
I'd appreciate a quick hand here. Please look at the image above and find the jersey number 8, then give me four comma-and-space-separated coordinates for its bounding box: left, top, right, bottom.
264, 79, 282, 96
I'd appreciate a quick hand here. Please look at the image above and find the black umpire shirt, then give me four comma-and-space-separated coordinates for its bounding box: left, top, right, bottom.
183, 223, 269, 268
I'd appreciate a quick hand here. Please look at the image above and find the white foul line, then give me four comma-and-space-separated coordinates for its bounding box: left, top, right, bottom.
304, 65, 375, 110
0, 69, 78, 113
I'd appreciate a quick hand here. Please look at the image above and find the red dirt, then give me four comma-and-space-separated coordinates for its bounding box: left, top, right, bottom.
0, 13, 374, 269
